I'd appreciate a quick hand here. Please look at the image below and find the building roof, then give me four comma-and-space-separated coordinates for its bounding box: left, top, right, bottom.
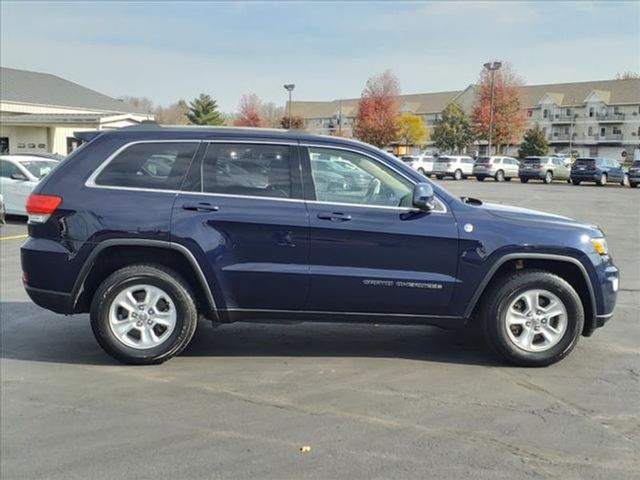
0, 113, 121, 125
289, 79, 640, 118
516, 78, 640, 107
0, 67, 148, 114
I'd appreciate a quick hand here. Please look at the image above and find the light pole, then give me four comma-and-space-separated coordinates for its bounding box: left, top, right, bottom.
483, 61, 502, 155
283, 84, 295, 128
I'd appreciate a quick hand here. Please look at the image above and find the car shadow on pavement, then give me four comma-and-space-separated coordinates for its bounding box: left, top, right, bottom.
0, 302, 500, 367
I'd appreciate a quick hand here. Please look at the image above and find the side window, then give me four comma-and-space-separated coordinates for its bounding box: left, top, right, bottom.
0, 160, 22, 179
95, 142, 198, 190
308, 147, 412, 208
198, 143, 294, 199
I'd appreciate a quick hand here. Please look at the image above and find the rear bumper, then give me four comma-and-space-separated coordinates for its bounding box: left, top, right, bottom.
518, 171, 544, 179
24, 284, 73, 314
570, 172, 600, 181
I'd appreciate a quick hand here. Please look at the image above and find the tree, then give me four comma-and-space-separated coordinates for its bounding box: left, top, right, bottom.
471, 62, 526, 154
260, 102, 284, 128
431, 102, 473, 153
395, 113, 427, 151
615, 71, 640, 80
154, 100, 188, 125
120, 96, 154, 113
186, 93, 224, 125
234, 93, 263, 127
518, 123, 549, 158
353, 70, 400, 147
280, 115, 304, 129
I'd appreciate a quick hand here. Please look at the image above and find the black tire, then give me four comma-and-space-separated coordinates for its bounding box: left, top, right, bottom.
520, 178, 529, 183
476, 176, 486, 182
436, 175, 444, 180
453, 169, 463, 181
631, 181, 638, 188
90, 264, 198, 365
571, 179, 581, 185
495, 170, 505, 182
598, 173, 607, 186
543, 171, 553, 184
479, 269, 584, 367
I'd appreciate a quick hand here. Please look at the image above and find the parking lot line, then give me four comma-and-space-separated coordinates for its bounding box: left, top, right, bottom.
0, 234, 28, 241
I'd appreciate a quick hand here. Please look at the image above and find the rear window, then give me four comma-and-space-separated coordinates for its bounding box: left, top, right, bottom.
18, 160, 58, 178
400, 156, 416, 163
632, 161, 640, 168
574, 158, 596, 167
95, 142, 198, 190
523, 157, 542, 165
438, 157, 454, 163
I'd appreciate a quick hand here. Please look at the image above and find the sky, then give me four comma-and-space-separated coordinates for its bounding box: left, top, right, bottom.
1, 1, 639, 112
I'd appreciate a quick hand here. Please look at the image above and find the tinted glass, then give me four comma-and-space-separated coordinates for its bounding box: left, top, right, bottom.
308, 147, 411, 208
198, 143, 293, 199
574, 159, 595, 167
96, 142, 197, 190
523, 157, 542, 165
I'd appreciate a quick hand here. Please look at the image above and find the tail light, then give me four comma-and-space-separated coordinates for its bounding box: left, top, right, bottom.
26, 193, 62, 223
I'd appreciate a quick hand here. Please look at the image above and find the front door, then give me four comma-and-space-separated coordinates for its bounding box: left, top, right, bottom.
302, 146, 459, 317
171, 142, 309, 313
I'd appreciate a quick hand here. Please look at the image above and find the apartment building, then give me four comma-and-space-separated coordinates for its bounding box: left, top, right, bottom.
288, 78, 640, 159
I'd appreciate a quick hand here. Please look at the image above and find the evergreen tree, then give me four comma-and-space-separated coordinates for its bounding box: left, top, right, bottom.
518, 123, 549, 158
186, 93, 224, 125
431, 103, 473, 153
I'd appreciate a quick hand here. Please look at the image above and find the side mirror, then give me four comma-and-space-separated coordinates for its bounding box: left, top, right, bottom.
10, 172, 28, 181
412, 182, 436, 211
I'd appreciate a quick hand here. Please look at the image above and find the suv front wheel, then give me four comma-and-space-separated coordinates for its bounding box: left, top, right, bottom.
90, 264, 198, 364
480, 270, 584, 367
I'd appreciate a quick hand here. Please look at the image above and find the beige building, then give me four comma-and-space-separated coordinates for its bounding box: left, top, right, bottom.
0, 67, 153, 155
288, 78, 640, 159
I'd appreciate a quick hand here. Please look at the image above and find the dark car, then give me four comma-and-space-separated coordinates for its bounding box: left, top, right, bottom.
626, 160, 640, 188
570, 157, 627, 186
21, 126, 618, 367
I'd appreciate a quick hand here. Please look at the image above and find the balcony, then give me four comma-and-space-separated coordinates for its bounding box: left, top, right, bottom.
551, 114, 576, 123
596, 112, 625, 122
549, 133, 573, 143
598, 133, 623, 142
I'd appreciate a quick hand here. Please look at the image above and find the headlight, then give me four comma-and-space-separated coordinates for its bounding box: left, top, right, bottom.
591, 237, 608, 255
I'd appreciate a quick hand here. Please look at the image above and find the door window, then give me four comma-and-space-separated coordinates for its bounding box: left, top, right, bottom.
196, 143, 295, 199
0, 160, 22, 178
308, 147, 412, 208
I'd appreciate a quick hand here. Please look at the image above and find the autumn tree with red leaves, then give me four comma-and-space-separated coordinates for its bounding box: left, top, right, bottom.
471, 62, 526, 154
234, 93, 263, 127
353, 70, 400, 148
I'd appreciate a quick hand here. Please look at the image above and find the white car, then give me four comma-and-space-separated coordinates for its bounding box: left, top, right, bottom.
0, 155, 60, 215
401, 154, 437, 177
472, 156, 520, 182
0, 193, 5, 224
433, 155, 475, 180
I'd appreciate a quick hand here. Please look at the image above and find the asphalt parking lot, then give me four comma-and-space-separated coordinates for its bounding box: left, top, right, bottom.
1, 181, 639, 480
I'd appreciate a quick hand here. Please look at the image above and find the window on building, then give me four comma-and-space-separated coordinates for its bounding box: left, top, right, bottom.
600, 127, 606, 137
0, 137, 9, 154
588, 127, 593, 136
589, 107, 594, 117
527, 110, 533, 117
543, 109, 548, 118
564, 127, 570, 134
196, 143, 294, 199
566, 109, 571, 116
95, 142, 198, 190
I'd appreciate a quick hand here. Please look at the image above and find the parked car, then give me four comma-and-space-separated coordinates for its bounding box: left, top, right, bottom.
21, 126, 618, 367
0, 155, 60, 215
402, 153, 437, 177
570, 157, 627, 186
628, 160, 640, 188
0, 193, 5, 224
311, 158, 372, 190
12, 152, 66, 161
433, 155, 475, 180
519, 156, 570, 184
473, 156, 520, 182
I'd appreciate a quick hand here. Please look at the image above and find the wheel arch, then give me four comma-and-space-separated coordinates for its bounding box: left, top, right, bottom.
72, 239, 219, 321
466, 253, 597, 336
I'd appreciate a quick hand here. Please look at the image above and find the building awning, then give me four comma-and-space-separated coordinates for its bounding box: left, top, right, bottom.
0, 113, 123, 125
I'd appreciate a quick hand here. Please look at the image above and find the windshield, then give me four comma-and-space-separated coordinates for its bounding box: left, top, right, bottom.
18, 160, 58, 178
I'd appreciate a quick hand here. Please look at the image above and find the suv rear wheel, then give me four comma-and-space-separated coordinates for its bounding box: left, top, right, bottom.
90, 264, 198, 364
543, 171, 553, 184
453, 169, 463, 181
495, 170, 505, 182
480, 270, 584, 367
598, 173, 607, 186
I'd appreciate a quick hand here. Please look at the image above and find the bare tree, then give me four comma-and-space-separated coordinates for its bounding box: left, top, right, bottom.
154, 100, 189, 125
615, 71, 640, 80
119, 96, 155, 113
260, 102, 284, 128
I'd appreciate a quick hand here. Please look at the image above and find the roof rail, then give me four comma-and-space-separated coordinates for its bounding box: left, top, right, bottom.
121, 120, 160, 130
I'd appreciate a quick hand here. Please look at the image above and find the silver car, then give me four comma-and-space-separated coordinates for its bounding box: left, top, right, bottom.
473, 156, 520, 182
519, 156, 571, 184
402, 154, 437, 177
433, 155, 475, 180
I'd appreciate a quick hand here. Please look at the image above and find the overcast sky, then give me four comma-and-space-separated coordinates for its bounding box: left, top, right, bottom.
2, 1, 638, 112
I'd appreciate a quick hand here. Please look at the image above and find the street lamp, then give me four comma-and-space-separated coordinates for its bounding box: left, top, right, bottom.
483, 61, 502, 155
283, 83, 295, 128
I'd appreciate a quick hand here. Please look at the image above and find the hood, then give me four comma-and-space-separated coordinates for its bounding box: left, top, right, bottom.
479, 202, 600, 233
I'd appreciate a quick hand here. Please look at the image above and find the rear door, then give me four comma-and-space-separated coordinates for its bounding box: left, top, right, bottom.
171, 141, 309, 313
301, 145, 459, 317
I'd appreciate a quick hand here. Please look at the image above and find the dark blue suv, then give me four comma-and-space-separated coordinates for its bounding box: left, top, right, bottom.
570, 157, 627, 186
21, 126, 619, 366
